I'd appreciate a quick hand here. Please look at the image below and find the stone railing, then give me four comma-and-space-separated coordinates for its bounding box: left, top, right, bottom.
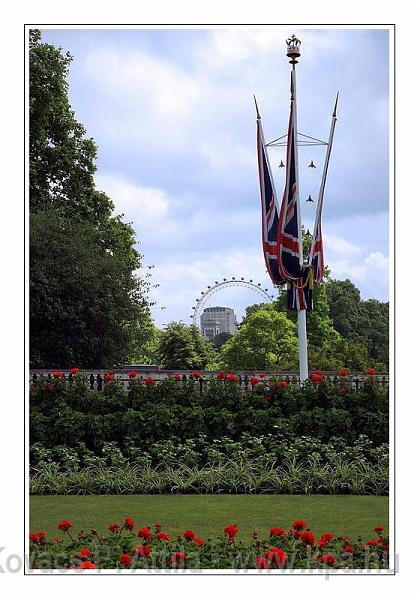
29, 368, 389, 392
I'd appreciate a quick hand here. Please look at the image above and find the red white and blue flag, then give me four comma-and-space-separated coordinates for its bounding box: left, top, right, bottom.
277, 86, 304, 283
276, 82, 313, 311
309, 215, 324, 283
256, 108, 286, 286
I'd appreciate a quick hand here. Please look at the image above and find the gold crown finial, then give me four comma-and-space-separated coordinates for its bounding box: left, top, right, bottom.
286, 34, 301, 64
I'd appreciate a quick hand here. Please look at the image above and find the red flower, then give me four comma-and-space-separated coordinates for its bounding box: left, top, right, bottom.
124, 517, 134, 531
367, 539, 378, 547
319, 553, 336, 565
226, 374, 238, 382
321, 533, 334, 542
317, 538, 328, 549
224, 524, 238, 539
250, 376, 260, 387
169, 552, 188, 566
309, 374, 324, 383
52, 371, 64, 379
264, 547, 287, 568
338, 387, 346, 396
258, 373, 266, 378
104, 372, 113, 383
138, 527, 152, 541
292, 520, 307, 530
279, 380, 287, 388
374, 526, 385, 533
270, 527, 287, 537
343, 545, 354, 553
183, 529, 196, 541
314, 369, 323, 374
70, 368, 80, 375
145, 376, 155, 387
384, 544, 389, 552
264, 395, 271, 401
193, 537, 205, 546
300, 531, 315, 547
108, 523, 120, 533
154, 523, 162, 532
174, 374, 182, 381
120, 553, 132, 567
255, 557, 269, 569
135, 544, 152, 557
367, 368, 376, 375
157, 532, 171, 542
191, 371, 201, 379
52, 537, 61, 543
216, 371, 225, 379
338, 369, 349, 376
128, 370, 137, 379
29, 532, 46, 544
77, 561, 96, 569
57, 519, 73, 532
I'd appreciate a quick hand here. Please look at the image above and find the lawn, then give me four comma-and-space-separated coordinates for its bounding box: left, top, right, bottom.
30, 495, 388, 540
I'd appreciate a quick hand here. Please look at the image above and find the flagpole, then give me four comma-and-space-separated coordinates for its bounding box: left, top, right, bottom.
308, 92, 339, 264
287, 35, 308, 382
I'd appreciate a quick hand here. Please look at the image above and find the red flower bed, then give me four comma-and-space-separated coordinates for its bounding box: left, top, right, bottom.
29, 519, 390, 571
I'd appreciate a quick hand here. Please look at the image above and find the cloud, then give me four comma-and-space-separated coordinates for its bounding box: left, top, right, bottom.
329, 251, 389, 301
41, 27, 390, 320
95, 174, 169, 223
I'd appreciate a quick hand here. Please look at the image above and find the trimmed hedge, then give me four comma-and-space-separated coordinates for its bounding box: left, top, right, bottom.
30, 375, 388, 451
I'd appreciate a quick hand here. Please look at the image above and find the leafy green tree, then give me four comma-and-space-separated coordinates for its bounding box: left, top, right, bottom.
158, 323, 211, 370
326, 279, 363, 341
326, 279, 389, 366
208, 332, 233, 352
130, 315, 162, 366
30, 211, 149, 367
219, 308, 298, 370
29, 29, 110, 221
29, 30, 154, 367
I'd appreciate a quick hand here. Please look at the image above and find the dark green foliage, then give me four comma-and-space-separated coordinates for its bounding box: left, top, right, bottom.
30, 375, 389, 451
29, 30, 153, 367
326, 279, 389, 366
158, 323, 214, 369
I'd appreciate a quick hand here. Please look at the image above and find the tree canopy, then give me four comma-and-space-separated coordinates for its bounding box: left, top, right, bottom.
29, 30, 153, 367
158, 323, 214, 370
219, 309, 298, 370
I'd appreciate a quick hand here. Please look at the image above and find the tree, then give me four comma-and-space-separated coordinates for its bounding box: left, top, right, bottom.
208, 332, 233, 352
29, 29, 110, 221
326, 279, 363, 341
326, 279, 389, 366
29, 30, 154, 366
158, 323, 212, 370
30, 211, 149, 367
275, 280, 339, 348
219, 309, 298, 370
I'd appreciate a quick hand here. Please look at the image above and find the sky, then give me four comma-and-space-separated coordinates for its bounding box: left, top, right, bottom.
41, 27, 390, 327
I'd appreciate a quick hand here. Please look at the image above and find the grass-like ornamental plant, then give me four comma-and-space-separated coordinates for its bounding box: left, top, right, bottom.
29, 517, 389, 570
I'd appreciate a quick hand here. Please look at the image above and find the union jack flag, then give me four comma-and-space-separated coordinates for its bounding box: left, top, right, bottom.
286, 267, 313, 311
256, 110, 285, 286
277, 89, 304, 283
309, 216, 324, 283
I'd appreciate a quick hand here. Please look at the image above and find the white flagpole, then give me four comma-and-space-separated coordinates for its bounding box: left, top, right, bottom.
287, 35, 308, 382
308, 92, 339, 264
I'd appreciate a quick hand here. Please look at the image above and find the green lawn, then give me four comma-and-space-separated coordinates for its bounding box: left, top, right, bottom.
30, 495, 388, 541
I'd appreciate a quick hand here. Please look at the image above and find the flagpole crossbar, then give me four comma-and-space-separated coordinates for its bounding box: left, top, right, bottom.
266, 132, 328, 147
